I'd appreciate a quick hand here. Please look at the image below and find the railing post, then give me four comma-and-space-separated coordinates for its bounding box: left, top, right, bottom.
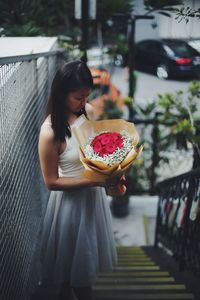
179, 174, 196, 272
150, 112, 160, 195
154, 191, 161, 248
192, 121, 200, 169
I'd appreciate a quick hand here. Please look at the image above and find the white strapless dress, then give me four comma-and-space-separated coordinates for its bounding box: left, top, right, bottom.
38, 115, 118, 289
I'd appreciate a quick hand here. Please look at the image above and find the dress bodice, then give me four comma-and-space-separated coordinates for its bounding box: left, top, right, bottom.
44, 114, 86, 178
59, 115, 87, 178
58, 133, 84, 178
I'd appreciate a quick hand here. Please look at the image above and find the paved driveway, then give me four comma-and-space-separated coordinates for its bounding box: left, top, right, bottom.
111, 66, 194, 105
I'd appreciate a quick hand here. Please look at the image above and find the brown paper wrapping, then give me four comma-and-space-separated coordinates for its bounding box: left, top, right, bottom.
72, 116, 144, 187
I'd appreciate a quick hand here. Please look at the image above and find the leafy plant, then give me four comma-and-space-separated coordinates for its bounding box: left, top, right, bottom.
0, 0, 74, 36
126, 156, 150, 193
137, 80, 200, 150
58, 28, 84, 60
123, 96, 133, 108
158, 83, 199, 148
100, 99, 123, 120
128, 80, 200, 194
107, 34, 128, 57
144, 0, 200, 23
96, 0, 134, 31
173, 6, 200, 23
4, 22, 43, 36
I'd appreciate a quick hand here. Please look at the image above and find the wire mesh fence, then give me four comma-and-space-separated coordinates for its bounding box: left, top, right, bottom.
0, 50, 67, 300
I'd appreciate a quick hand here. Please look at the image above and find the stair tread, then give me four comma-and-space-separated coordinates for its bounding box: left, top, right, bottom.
117, 256, 150, 259
116, 261, 156, 267
117, 247, 143, 249
93, 247, 194, 300
98, 271, 170, 277
114, 266, 160, 270
96, 278, 175, 283
93, 284, 186, 290
93, 293, 194, 299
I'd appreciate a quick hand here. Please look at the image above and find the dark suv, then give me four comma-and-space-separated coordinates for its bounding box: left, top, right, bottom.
135, 38, 200, 79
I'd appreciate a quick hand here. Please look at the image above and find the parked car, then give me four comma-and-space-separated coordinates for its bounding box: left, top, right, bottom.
88, 67, 124, 119
135, 38, 200, 79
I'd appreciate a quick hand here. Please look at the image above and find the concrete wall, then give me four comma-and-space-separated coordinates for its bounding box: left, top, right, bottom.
134, 0, 200, 41
134, 0, 159, 42
0, 36, 59, 57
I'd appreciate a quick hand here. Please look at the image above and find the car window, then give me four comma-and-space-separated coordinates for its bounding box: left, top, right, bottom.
166, 42, 199, 56
137, 41, 166, 54
163, 45, 174, 57
150, 42, 166, 54
137, 41, 151, 51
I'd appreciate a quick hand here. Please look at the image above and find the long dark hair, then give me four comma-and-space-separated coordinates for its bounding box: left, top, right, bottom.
45, 60, 93, 142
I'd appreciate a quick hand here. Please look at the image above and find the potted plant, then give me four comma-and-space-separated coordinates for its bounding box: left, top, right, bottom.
110, 193, 130, 217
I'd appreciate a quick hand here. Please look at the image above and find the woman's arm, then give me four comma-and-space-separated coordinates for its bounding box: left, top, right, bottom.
38, 125, 105, 191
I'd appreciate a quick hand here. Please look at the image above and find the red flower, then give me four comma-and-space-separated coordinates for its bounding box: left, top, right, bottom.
99, 147, 108, 157
116, 139, 124, 148
91, 132, 125, 156
112, 132, 121, 141
106, 143, 117, 154
93, 141, 102, 153
101, 135, 111, 145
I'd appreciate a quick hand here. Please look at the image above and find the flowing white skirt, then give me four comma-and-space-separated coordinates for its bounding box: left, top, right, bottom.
38, 186, 118, 289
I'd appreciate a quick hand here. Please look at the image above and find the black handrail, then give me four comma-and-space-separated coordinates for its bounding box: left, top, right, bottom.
155, 167, 200, 275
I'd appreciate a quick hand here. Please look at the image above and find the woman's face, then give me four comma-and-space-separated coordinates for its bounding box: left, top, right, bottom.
65, 87, 90, 114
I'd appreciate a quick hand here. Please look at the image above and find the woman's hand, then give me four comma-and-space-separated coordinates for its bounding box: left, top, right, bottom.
116, 183, 127, 196
105, 177, 120, 187
85, 175, 127, 196
106, 175, 126, 187
117, 175, 127, 196
105, 175, 127, 196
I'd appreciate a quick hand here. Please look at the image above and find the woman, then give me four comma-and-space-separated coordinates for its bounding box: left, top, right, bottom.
38, 60, 123, 300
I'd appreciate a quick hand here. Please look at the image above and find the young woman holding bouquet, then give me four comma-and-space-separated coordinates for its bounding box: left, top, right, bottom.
38, 60, 125, 300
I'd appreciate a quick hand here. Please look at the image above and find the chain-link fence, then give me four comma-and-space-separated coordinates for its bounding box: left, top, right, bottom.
0, 50, 67, 300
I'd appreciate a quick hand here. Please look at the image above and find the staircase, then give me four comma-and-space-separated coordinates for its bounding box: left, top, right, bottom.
92, 246, 194, 300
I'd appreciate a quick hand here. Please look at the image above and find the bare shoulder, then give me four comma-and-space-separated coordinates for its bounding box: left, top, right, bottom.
85, 102, 93, 112
39, 118, 55, 141
85, 103, 96, 120
38, 118, 60, 153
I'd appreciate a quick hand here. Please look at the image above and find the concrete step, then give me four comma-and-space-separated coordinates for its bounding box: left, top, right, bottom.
117, 262, 156, 266
98, 271, 171, 277
114, 266, 160, 271
93, 246, 194, 300
93, 284, 187, 291
93, 293, 194, 299
96, 277, 175, 284
117, 256, 153, 260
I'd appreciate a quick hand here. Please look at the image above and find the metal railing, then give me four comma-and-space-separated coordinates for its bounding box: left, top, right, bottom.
0, 49, 67, 300
155, 167, 200, 275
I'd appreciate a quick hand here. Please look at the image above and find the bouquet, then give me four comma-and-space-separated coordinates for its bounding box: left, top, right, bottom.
72, 115, 143, 196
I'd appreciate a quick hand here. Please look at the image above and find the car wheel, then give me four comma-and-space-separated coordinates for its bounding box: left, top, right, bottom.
114, 55, 123, 67
156, 64, 170, 79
